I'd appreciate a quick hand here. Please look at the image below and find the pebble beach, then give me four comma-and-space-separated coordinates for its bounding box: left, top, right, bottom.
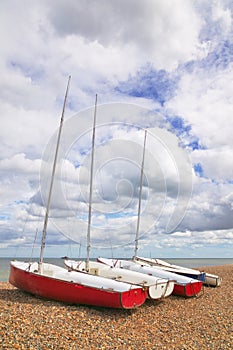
0, 264, 232, 350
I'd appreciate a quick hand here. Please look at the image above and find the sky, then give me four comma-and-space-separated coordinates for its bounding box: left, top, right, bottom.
0, 0, 233, 259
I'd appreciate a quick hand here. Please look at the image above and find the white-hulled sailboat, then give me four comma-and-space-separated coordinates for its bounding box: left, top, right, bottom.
98, 130, 203, 297
134, 256, 221, 287
130, 130, 220, 288
64, 110, 174, 300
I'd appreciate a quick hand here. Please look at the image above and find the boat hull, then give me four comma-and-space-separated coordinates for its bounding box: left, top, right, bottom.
204, 273, 222, 287
171, 270, 205, 282
134, 256, 221, 287
64, 260, 174, 300
98, 258, 203, 298
134, 256, 206, 282
9, 261, 147, 309
172, 281, 202, 297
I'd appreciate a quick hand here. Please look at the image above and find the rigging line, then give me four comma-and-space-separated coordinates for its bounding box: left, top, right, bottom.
78, 243, 82, 259
99, 166, 105, 201
86, 94, 98, 271
29, 204, 44, 261
134, 129, 147, 258
13, 202, 30, 259
39, 75, 71, 272
29, 228, 39, 263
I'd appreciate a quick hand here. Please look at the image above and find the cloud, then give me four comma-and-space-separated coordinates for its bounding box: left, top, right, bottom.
47, 0, 203, 69
0, 153, 40, 174
192, 148, 233, 181
0, 0, 233, 257
167, 64, 233, 148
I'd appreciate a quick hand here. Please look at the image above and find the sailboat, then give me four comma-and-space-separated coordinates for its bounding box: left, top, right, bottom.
64, 103, 174, 301
9, 78, 148, 309
134, 256, 221, 287
131, 130, 221, 288
98, 130, 203, 297
64, 259, 175, 300
97, 257, 203, 297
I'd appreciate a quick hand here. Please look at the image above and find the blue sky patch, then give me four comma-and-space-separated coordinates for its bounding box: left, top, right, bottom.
116, 65, 178, 105
200, 41, 233, 70
0, 213, 11, 221
194, 163, 204, 177
10, 60, 45, 82
166, 116, 191, 136
188, 139, 206, 151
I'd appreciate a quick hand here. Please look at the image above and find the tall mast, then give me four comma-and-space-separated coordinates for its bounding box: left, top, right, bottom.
39, 76, 71, 272
133, 129, 147, 258
86, 94, 98, 271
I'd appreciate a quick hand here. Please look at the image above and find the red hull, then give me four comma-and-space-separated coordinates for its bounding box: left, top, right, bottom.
173, 281, 202, 297
9, 264, 146, 309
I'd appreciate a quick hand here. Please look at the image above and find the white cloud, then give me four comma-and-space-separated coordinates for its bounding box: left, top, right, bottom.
0, 154, 40, 210
167, 64, 233, 149
136, 228, 233, 256
191, 148, 233, 181
0, 0, 233, 258
171, 231, 192, 237
212, 0, 232, 33
47, 0, 203, 70
0, 153, 40, 174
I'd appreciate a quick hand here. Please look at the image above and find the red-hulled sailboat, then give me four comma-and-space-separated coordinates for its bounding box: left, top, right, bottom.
9, 261, 146, 309
9, 78, 147, 309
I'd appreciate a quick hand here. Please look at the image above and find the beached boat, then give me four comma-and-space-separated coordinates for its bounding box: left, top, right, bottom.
64, 259, 174, 300
130, 132, 220, 288
98, 257, 203, 297
10, 261, 146, 309
112, 130, 202, 297
116, 129, 202, 296
9, 78, 147, 309
64, 128, 175, 300
134, 256, 205, 282
134, 256, 221, 287
204, 272, 222, 287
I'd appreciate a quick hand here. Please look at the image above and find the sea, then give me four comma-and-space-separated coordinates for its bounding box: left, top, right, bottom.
1, 257, 233, 282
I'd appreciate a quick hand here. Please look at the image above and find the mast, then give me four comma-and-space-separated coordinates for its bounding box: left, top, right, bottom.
39, 76, 71, 272
133, 129, 147, 258
86, 94, 98, 271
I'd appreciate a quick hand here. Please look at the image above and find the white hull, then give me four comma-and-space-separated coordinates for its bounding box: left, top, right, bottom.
98, 258, 199, 284
98, 257, 204, 297
204, 273, 222, 287
65, 260, 174, 300
134, 256, 221, 287
134, 256, 203, 277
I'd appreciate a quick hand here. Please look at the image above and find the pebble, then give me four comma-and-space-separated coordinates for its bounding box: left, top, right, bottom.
0, 265, 232, 349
